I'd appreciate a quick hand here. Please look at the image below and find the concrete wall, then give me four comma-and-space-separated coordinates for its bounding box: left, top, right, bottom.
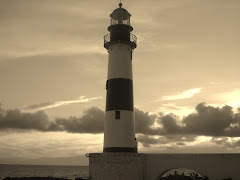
89, 153, 146, 180
89, 153, 240, 180
146, 154, 240, 180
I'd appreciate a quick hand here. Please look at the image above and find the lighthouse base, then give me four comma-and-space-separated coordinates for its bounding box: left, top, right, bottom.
89, 153, 240, 180
89, 153, 146, 180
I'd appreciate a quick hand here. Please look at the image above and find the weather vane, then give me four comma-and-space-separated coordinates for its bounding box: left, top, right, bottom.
119, 0, 122, 8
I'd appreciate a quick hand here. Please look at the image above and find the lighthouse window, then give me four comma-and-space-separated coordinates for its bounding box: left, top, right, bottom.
110, 11, 130, 26
115, 111, 120, 119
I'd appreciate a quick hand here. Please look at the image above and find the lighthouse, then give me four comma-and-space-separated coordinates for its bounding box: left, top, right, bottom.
89, 4, 240, 180
103, 3, 137, 153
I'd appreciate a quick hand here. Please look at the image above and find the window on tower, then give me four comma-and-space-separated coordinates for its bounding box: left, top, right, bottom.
115, 111, 120, 119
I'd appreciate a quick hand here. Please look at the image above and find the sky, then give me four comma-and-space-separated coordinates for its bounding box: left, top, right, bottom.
0, 0, 240, 166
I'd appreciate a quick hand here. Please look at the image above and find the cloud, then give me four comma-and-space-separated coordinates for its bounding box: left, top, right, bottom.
135, 108, 157, 134
136, 102, 240, 148
153, 103, 195, 118
158, 113, 182, 134
0, 105, 49, 131
182, 103, 240, 137
0, 105, 104, 133
0, 107, 105, 134
147, 103, 240, 138
0, 0, 108, 59
161, 88, 202, 101
51, 107, 105, 133
1, 105, 156, 134
22, 96, 102, 112
0, 131, 102, 165
159, 103, 185, 111
156, 103, 192, 113
211, 137, 240, 148
137, 135, 160, 147
1, 103, 240, 148
137, 134, 196, 147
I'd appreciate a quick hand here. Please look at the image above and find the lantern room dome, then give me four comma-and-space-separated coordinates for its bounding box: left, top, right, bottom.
110, 3, 131, 26
111, 7, 130, 16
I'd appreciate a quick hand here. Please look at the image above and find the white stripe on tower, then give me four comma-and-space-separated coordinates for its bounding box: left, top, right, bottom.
107, 43, 133, 80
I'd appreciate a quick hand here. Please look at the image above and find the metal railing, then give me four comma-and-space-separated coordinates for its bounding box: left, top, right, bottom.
104, 34, 110, 44
104, 33, 137, 46
130, 33, 137, 45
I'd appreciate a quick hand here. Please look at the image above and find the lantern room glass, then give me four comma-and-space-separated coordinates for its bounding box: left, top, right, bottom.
110, 10, 131, 26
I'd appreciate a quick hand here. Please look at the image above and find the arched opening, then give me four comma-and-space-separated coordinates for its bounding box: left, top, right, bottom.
156, 168, 209, 180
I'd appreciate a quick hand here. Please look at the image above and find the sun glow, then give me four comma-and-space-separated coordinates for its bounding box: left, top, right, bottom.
216, 89, 240, 111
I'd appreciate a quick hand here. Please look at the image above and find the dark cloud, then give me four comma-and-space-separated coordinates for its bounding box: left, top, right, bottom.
182, 103, 235, 136
1, 103, 240, 149
158, 113, 182, 134
151, 103, 240, 137
135, 108, 157, 134
135, 103, 240, 147
0, 107, 49, 131
0, 105, 104, 134
0, 105, 156, 134
52, 107, 104, 133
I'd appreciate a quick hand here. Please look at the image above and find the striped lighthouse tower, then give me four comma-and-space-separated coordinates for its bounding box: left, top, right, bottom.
103, 3, 137, 153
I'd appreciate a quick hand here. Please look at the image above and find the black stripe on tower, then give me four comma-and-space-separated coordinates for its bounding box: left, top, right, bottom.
110, 25, 131, 42
106, 78, 133, 111
103, 147, 137, 153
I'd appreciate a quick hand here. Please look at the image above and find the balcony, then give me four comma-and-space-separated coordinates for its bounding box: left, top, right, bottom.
104, 33, 137, 50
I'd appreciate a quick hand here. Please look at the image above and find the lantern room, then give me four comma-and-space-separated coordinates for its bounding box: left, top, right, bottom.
110, 3, 131, 26
104, 3, 136, 50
